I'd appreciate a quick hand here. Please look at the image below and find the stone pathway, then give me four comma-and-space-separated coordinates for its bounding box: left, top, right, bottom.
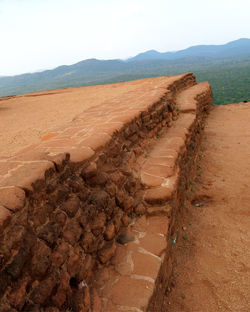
93, 82, 212, 311
95, 215, 169, 311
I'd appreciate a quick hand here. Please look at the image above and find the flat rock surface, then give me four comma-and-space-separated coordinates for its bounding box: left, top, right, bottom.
0, 76, 175, 158
163, 102, 250, 311
176, 81, 210, 113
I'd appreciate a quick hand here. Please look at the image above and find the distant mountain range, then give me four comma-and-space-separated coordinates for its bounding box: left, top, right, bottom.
0, 38, 249, 104
128, 38, 250, 61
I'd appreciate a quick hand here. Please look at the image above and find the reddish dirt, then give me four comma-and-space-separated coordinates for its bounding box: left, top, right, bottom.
162, 102, 250, 311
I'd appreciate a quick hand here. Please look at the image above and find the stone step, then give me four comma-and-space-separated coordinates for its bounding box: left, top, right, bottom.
140, 82, 212, 208
141, 113, 196, 206
176, 81, 212, 113
94, 215, 169, 312
95, 81, 213, 311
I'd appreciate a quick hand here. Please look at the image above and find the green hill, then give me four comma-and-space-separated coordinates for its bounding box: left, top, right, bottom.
0, 39, 249, 105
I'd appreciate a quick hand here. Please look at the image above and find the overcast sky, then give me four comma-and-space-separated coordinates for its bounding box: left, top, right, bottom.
0, 0, 249, 76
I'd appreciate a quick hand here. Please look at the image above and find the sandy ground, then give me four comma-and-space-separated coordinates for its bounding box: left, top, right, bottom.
0, 79, 156, 158
162, 102, 250, 311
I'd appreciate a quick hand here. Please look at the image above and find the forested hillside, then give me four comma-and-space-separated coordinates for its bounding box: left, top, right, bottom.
0, 39, 249, 105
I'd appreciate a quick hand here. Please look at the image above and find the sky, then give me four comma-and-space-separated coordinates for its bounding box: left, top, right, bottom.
0, 0, 249, 76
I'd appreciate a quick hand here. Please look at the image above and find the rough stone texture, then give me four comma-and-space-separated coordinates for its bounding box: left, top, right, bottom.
0, 187, 26, 212
0, 73, 213, 311
0, 205, 12, 230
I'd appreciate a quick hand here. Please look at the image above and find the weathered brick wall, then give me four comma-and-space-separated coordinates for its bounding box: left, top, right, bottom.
0, 73, 212, 312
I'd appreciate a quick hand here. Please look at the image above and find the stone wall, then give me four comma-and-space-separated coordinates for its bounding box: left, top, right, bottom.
0, 73, 213, 311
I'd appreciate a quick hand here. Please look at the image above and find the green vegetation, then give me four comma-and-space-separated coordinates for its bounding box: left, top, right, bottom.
195, 58, 250, 105
0, 39, 249, 105
129, 213, 135, 219
84, 57, 250, 105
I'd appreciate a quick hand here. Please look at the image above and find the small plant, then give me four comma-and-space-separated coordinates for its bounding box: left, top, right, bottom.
181, 294, 186, 299
197, 165, 201, 170
189, 222, 192, 225
183, 235, 188, 240
176, 105, 180, 111
129, 213, 135, 219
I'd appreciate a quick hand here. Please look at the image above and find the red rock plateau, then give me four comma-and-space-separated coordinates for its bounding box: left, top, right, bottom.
0, 74, 249, 312
0, 80, 162, 158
